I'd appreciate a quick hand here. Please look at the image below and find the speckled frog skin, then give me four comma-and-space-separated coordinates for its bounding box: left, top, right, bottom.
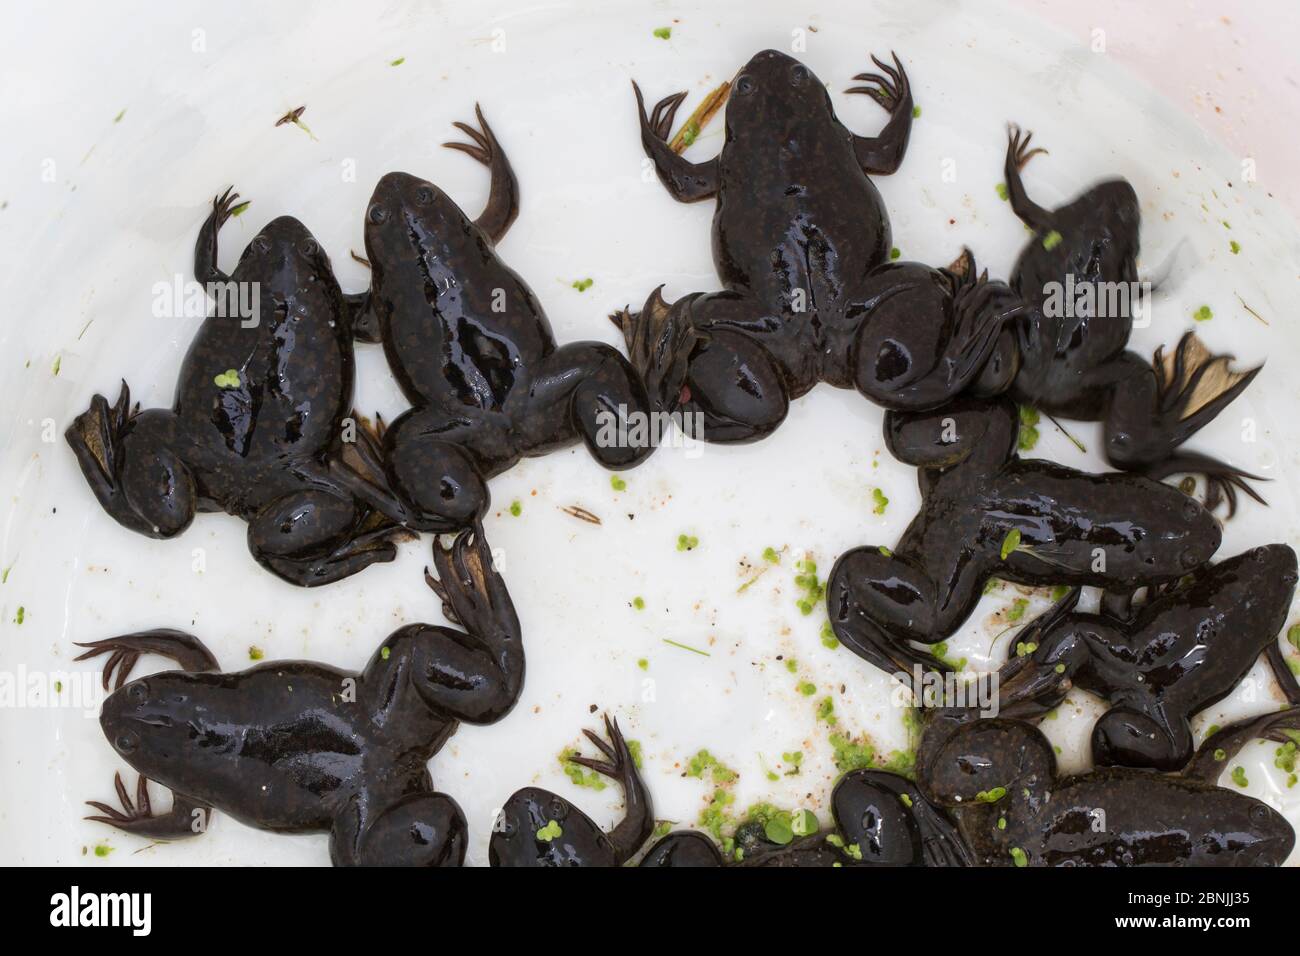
66, 194, 405, 586
983, 126, 1263, 515
827, 396, 1222, 677
76, 530, 522, 866
616, 50, 1022, 444
331, 107, 665, 534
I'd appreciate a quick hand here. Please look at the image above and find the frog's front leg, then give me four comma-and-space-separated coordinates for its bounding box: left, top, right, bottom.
194, 186, 243, 285
66, 385, 197, 538
611, 289, 789, 444
442, 104, 519, 244
84, 771, 212, 841
330, 790, 467, 867
1100, 333, 1264, 516
363, 529, 524, 724
1001, 125, 1053, 231
247, 485, 406, 587
630, 82, 719, 202
844, 52, 914, 175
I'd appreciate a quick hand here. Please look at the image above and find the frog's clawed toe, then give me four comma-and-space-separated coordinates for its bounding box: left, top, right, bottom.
211, 186, 243, 227
1006, 124, 1047, 171
846, 52, 909, 113
85, 772, 156, 830
632, 82, 688, 142
443, 103, 500, 167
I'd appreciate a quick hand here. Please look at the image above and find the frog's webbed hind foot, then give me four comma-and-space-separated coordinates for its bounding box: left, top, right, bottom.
85, 772, 211, 840
442, 104, 518, 244
610, 286, 703, 414
74, 628, 219, 689
845, 52, 913, 175
1140, 332, 1266, 516
1185, 708, 1300, 783
66, 383, 196, 539
426, 527, 518, 639
1003, 124, 1052, 230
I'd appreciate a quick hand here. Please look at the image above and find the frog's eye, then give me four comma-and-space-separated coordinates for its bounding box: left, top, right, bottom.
735, 74, 755, 95
1249, 804, 1272, 826
252, 235, 271, 254
415, 186, 435, 205
547, 797, 568, 820
114, 730, 140, 755
127, 681, 148, 702
368, 204, 388, 224
790, 64, 809, 85
299, 238, 319, 257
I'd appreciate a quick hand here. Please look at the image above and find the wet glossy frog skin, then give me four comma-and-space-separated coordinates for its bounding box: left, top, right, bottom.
332, 108, 661, 533
905, 650, 1296, 866
1031, 544, 1300, 771
827, 395, 1222, 677
491, 719, 968, 867
65, 194, 406, 586
989, 126, 1263, 515
76, 530, 522, 867
918, 715, 1294, 867
489, 715, 653, 867
617, 51, 1015, 443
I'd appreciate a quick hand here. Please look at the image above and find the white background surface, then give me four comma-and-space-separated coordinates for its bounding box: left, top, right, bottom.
2, 0, 1299, 866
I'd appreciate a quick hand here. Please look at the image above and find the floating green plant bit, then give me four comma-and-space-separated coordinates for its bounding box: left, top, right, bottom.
762, 546, 780, 564
93, 843, 114, 858
380, 646, 391, 660
686, 749, 736, 784
1229, 240, 1241, 254
900, 793, 913, 807
889, 246, 901, 260
975, 786, 1006, 803
14, 606, 24, 625
878, 545, 892, 557
677, 533, 699, 551
1000, 528, 1022, 561
560, 748, 606, 790
1213, 748, 1227, 761
663, 637, 710, 656
1288, 623, 1300, 650
632, 596, 645, 610
931, 640, 966, 671
817, 696, 836, 725
509, 500, 522, 517
764, 814, 794, 845
1041, 230, 1063, 251
1014, 640, 1038, 658
229, 200, 250, 217
610, 474, 627, 491
1231, 766, 1249, 788
572, 277, 593, 292
1017, 405, 1040, 451
637, 658, 648, 670
627, 739, 643, 769
794, 556, 824, 615
113, 108, 126, 123
52, 355, 62, 376
248, 646, 264, 661
785, 658, 798, 673
791, 808, 817, 836
390, 57, 405, 66
535, 819, 563, 841
797, 680, 816, 696
1009, 846, 1027, 867
782, 751, 803, 775
995, 182, 1009, 201
653, 26, 671, 39
213, 368, 241, 388
830, 733, 874, 772
872, 488, 889, 514
1193, 304, 1213, 322
1006, 598, 1028, 622
820, 621, 840, 650
911, 105, 921, 119
1050, 584, 1070, 601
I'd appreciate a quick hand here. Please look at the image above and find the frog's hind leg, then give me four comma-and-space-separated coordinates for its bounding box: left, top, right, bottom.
1185, 708, 1300, 783
65, 384, 197, 538
561, 715, 655, 865
1002, 125, 1052, 231
247, 484, 408, 587
330, 789, 468, 867
611, 288, 789, 444
1105, 333, 1266, 516
442, 104, 519, 245
85, 771, 212, 841
639, 831, 726, 867
328, 409, 495, 533
844, 52, 914, 175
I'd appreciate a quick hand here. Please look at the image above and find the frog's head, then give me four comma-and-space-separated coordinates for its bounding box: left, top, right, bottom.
488, 786, 589, 867
1120, 490, 1221, 583
365, 172, 473, 271
726, 50, 832, 138
1192, 544, 1298, 631
100, 672, 226, 783
238, 216, 332, 287
1201, 793, 1295, 866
